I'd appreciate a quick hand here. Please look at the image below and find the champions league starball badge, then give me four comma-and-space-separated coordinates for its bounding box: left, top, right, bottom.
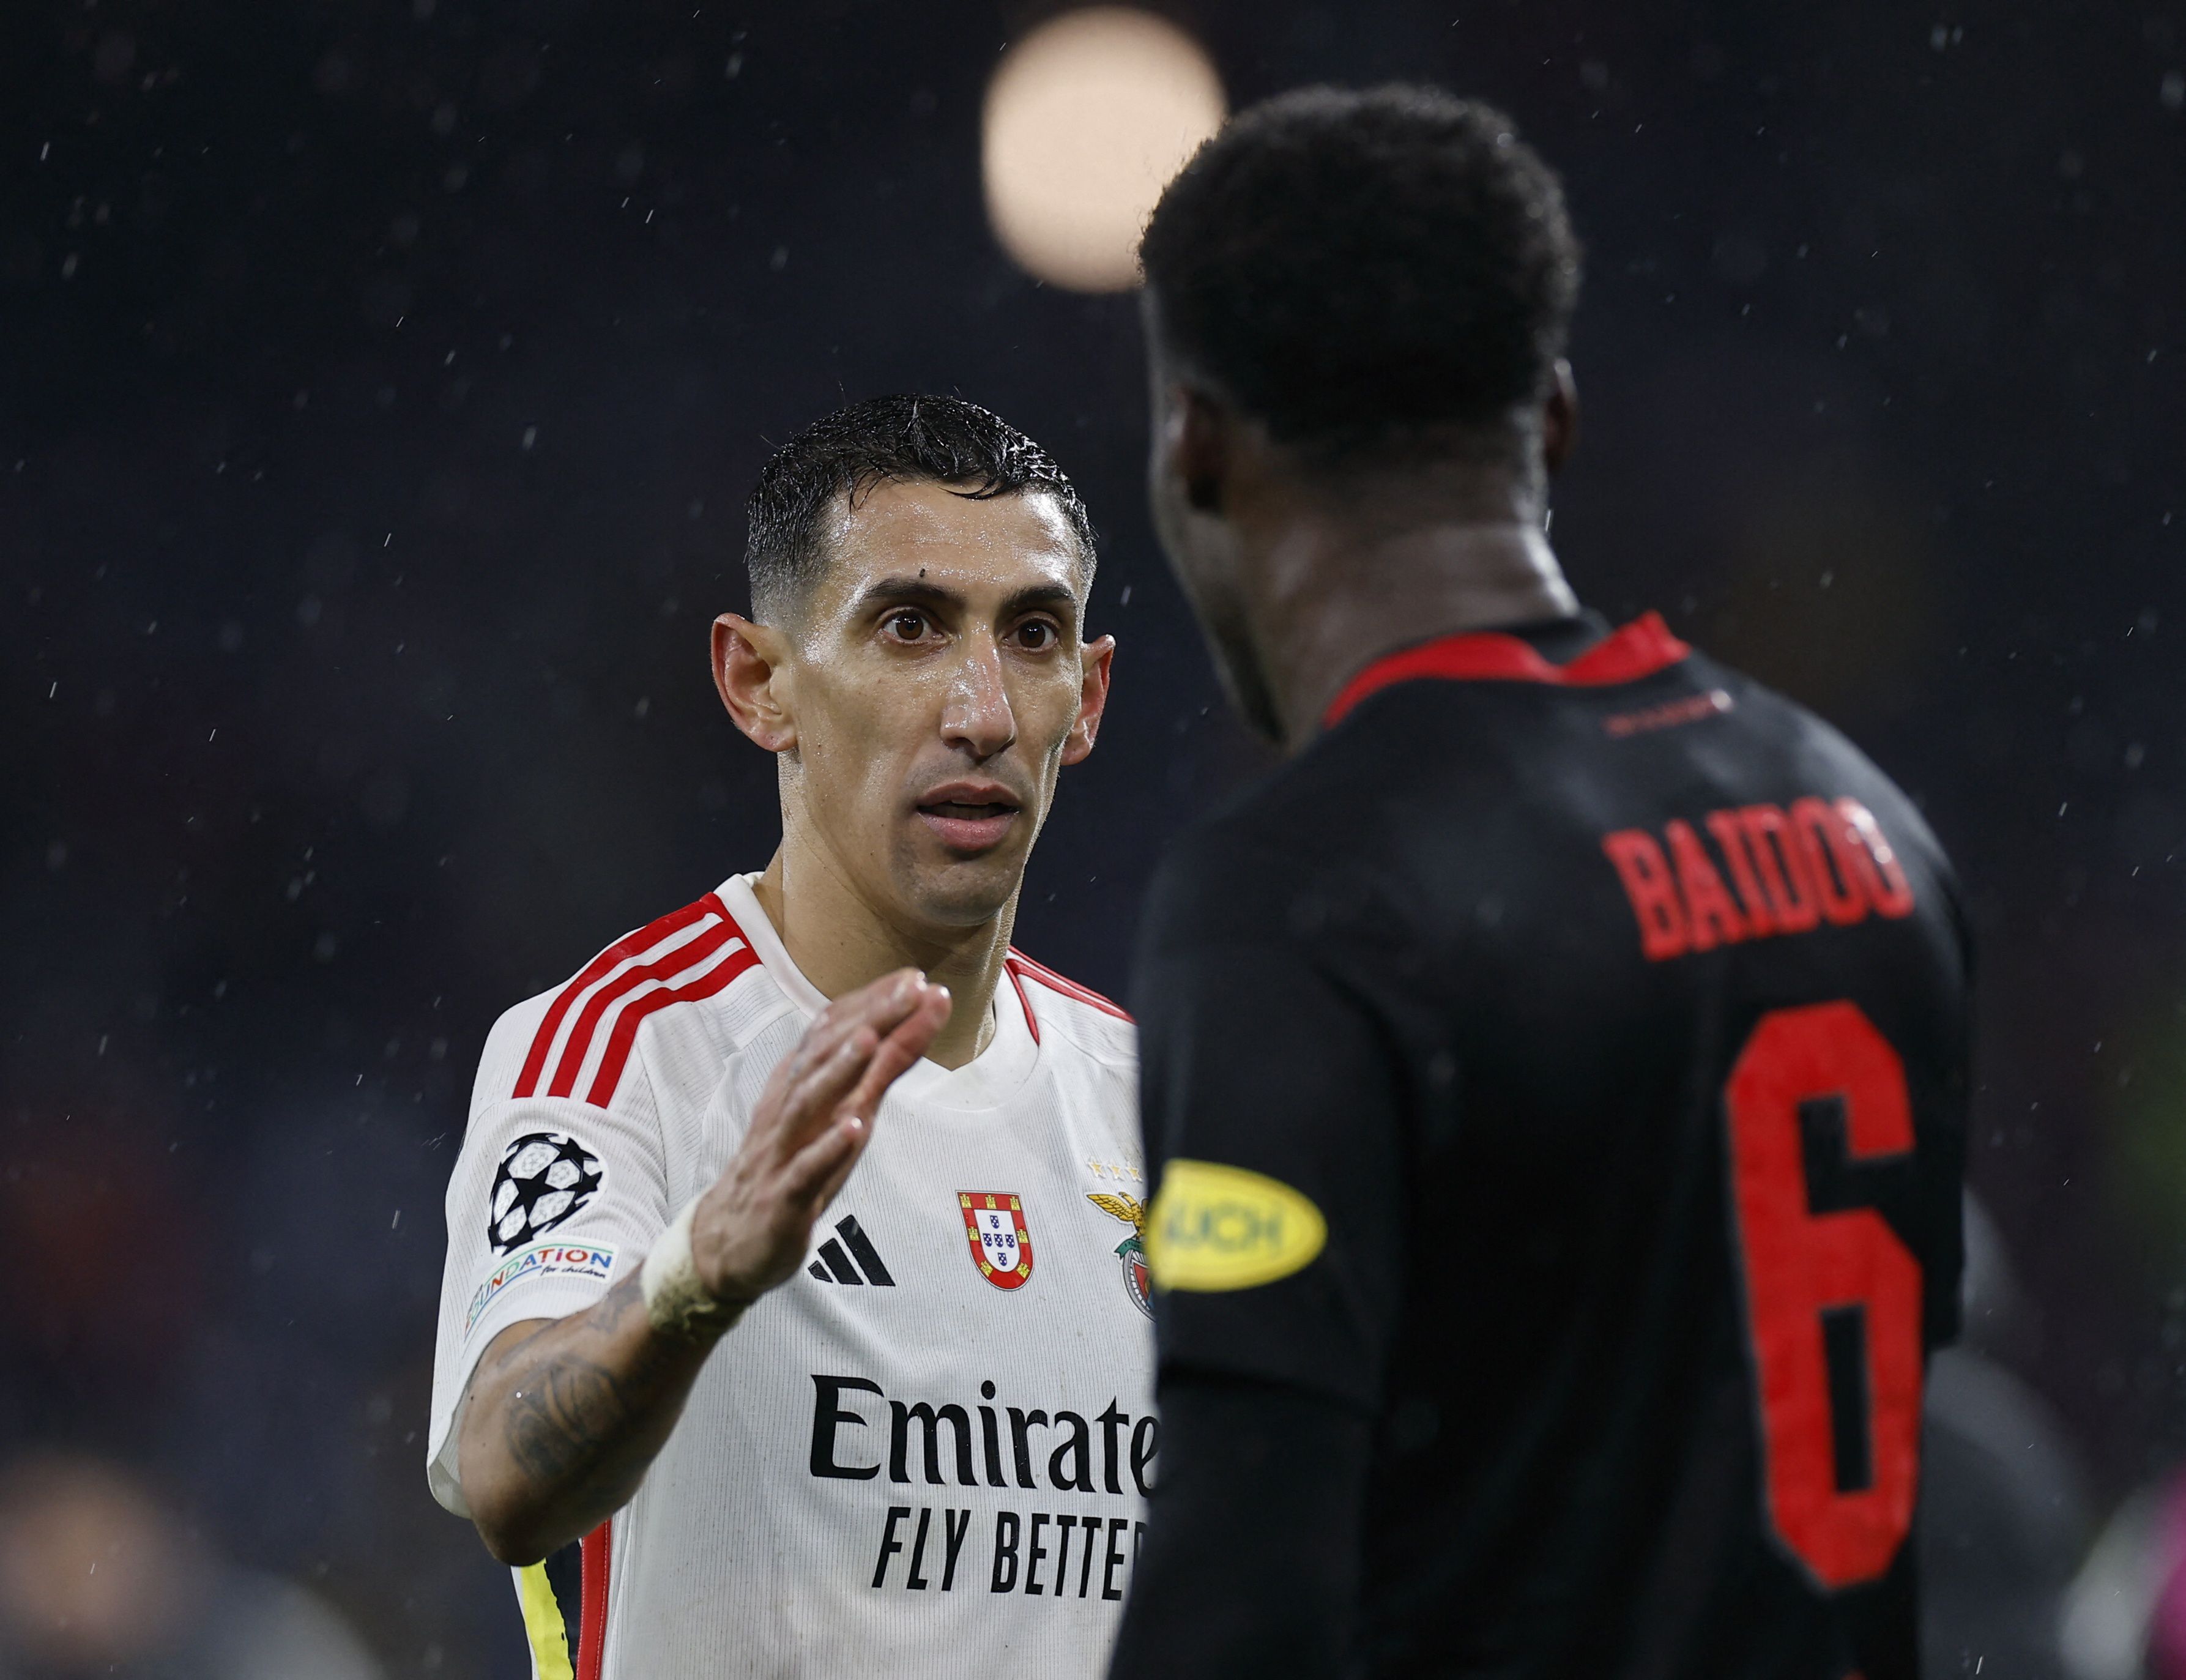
1086, 1192, 1153, 1318
958, 1191, 1034, 1290
487, 1132, 603, 1255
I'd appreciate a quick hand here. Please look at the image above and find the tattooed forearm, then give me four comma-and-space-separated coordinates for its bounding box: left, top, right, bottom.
459, 1275, 721, 1562
505, 1353, 638, 1482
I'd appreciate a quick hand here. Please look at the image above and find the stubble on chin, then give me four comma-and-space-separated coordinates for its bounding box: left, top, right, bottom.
890, 836, 1024, 933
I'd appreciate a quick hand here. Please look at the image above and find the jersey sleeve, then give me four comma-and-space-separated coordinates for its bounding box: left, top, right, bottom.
1109, 1373, 1370, 1679
1131, 836, 1413, 1415
424, 994, 674, 1517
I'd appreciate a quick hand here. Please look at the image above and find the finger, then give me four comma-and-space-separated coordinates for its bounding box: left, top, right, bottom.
772, 970, 928, 1099
780, 968, 937, 1118
747, 970, 935, 1166
840, 985, 951, 1121
748, 1030, 841, 1150
775, 968, 919, 1079
784, 986, 945, 1216
780, 1110, 871, 1210
773, 1026, 880, 1153
752, 984, 895, 1127
825, 967, 929, 1033
839, 968, 932, 1040
803, 1136, 869, 1213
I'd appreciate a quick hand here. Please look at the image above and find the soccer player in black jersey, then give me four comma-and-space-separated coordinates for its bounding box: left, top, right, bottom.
1109, 87, 1969, 1680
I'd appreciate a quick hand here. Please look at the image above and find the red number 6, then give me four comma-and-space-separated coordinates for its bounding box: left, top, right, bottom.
1725, 1001, 1924, 1589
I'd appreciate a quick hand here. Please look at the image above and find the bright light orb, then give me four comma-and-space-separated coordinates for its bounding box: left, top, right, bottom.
982, 8, 1225, 294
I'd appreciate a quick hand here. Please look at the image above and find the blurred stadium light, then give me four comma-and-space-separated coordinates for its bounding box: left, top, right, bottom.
981, 7, 1225, 292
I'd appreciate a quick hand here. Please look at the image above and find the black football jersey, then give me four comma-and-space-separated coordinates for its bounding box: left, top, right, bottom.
1129, 613, 1969, 1678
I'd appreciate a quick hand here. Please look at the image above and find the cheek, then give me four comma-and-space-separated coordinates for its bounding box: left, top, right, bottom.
798, 677, 934, 805
1017, 670, 1087, 760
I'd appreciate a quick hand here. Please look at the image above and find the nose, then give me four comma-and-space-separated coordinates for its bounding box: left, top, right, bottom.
939, 637, 1017, 762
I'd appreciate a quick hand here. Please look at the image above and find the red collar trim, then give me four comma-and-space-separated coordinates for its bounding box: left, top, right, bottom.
1322, 612, 1690, 729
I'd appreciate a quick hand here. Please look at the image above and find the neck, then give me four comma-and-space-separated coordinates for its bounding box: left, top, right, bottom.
750, 824, 1008, 1069
1247, 510, 1577, 753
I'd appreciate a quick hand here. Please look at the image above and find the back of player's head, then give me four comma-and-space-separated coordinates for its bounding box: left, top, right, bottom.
1139, 84, 1582, 469
744, 393, 1096, 623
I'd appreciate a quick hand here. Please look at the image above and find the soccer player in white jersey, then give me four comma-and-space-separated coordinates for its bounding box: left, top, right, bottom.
426, 395, 1156, 1679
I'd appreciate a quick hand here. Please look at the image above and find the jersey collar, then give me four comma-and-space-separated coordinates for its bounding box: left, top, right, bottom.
716, 872, 1039, 1110
1322, 611, 1690, 729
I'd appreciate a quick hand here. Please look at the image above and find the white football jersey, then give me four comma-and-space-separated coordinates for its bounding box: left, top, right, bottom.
427, 873, 1154, 1680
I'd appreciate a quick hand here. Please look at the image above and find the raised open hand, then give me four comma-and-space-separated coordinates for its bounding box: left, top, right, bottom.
686, 967, 951, 1307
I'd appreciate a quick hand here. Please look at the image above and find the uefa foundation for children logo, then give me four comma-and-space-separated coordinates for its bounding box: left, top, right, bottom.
465, 1240, 617, 1337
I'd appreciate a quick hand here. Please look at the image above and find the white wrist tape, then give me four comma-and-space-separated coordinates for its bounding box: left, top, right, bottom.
641, 1195, 741, 1339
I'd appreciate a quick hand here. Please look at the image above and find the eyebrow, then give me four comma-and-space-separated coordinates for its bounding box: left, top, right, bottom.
853, 576, 1082, 622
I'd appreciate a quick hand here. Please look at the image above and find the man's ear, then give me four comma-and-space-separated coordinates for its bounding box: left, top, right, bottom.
712, 613, 797, 753
1542, 360, 1580, 478
1061, 634, 1116, 767
1163, 385, 1232, 515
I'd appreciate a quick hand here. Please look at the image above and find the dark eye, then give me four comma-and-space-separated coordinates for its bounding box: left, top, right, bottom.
884, 609, 929, 641
1017, 620, 1055, 651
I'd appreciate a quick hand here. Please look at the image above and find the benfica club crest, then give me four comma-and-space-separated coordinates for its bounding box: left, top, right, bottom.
1087, 1193, 1153, 1319
959, 1192, 1034, 1290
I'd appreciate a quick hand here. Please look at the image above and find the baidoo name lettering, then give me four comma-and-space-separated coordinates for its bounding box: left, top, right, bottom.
1600, 795, 1916, 962
810, 1374, 1157, 1496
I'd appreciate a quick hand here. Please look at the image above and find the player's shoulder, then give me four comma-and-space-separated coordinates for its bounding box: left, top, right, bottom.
1153, 712, 1405, 902
473, 885, 781, 1114
1706, 658, 1955, 863
1002, 948, 1136, 1070
1135, 770, 1372, 965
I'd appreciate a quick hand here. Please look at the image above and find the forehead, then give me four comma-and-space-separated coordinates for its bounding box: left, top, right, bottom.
808, 478, 1084, 612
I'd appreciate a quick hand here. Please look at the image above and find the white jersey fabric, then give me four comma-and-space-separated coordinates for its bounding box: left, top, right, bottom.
427, 872, 1154, 1679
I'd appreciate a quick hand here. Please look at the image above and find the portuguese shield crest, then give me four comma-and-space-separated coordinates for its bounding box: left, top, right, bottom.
1087, 1192, 1153, 1318
959, 1192, 1034, 1290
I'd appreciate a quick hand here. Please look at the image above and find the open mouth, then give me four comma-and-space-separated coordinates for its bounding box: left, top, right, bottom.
915, 787, 1024, 853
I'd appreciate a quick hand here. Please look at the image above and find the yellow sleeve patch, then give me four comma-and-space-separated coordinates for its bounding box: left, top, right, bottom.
1146, 1159, 1328, 1292
515, 1560, 576, 1680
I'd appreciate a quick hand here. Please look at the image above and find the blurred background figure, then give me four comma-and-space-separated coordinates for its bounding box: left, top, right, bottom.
1922, 1198, 2092, 1678
0, 1454, 382, 1680
2060, 1484, 2170, 1680
2057, 1462, 2186, 1680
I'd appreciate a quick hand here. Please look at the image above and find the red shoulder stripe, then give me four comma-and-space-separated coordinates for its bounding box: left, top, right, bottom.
512, 893, 733, 1101
546, 913, 738, 1099
1004, 961, 1040, 1044
1323, 611, 1691, 727
583, 937, 760, 1107
518, 891, 752, 1101
1005, 950, 1132, 1027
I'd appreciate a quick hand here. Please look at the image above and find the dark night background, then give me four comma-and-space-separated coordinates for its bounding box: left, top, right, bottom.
4, 1, 2184, 1673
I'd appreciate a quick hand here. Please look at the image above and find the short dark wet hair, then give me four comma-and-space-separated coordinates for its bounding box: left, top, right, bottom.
743, 394, 1096, 622
1139, 84, 1582, 466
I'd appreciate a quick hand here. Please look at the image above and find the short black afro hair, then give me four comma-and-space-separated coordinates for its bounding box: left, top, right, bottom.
745, 394, 1096, 622
1139, 84, 1582, 464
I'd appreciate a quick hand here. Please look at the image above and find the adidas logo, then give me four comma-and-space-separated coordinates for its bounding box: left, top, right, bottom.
806, 1215, 896, 1287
